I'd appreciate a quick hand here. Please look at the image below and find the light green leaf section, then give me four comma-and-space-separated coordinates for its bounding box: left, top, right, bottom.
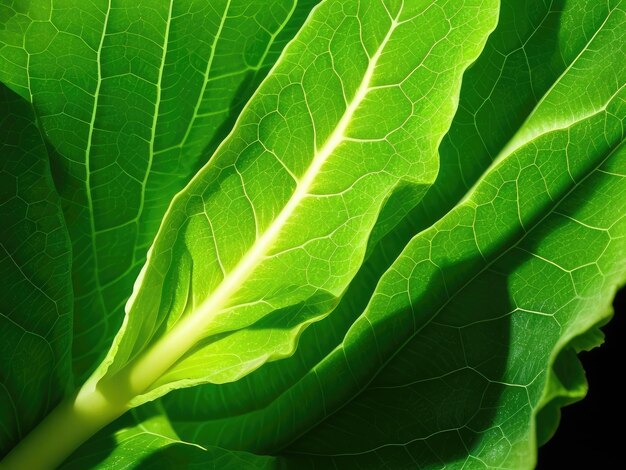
148, 0, 601, 448
130, 1, 625, 468
0, 85, 73, 456
86, 0, 499, 409
158, 0, 587, 435
0, 0, 319, 381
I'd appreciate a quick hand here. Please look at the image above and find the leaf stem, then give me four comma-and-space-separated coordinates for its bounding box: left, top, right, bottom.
1, 386, 128, 470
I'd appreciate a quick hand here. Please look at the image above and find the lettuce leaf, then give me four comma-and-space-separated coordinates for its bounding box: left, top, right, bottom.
1, 0, 624, 469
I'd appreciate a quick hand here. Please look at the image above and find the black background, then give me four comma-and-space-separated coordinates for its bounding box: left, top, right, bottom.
537, 287, 623, 468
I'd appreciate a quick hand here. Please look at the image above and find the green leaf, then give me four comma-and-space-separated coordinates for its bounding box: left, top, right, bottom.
86, 0, 498, 410
0, 0, 320, 381
158, 0, 581, 433
0, 84, 73, 456
117, 0, 624, 467
150, 0, 594, 448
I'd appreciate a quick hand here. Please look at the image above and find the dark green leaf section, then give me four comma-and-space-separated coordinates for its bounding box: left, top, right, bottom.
0, 85, 73, 457
0, 0, 319, 381
282, 114, 626, 470
276, 2, 626, 461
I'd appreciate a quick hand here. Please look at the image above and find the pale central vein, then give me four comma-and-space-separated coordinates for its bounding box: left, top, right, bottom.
122, 16, 400, 396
